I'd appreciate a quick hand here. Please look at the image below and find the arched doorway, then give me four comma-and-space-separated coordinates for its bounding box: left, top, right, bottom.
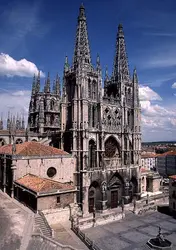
129, 176, 138, 201
108, 173, 124, 208
89, 140, 96, 169
88, 181, 101, 213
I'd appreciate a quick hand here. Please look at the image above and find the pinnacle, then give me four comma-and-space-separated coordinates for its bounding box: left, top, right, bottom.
118, 23, 123, 29
80, 3, 84, 9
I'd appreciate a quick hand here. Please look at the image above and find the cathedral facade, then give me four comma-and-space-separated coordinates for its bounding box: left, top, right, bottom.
0, 5, 141, 214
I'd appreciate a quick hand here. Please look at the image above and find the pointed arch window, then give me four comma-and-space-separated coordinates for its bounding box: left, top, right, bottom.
50, 114, 55, 125
89, 140, 96, 168
88, 79, 91, 98
50, 100, 55, 110
92, 105, 97, 128
92, 80, 97, 100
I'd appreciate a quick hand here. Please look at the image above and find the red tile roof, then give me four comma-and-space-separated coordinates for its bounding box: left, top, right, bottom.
158, 151, 176, 157
0, 141, 69, 156
169, 175, 176, 180
141, 153, 157, 158
15, 174, 74, 193
140, 167, 150, 173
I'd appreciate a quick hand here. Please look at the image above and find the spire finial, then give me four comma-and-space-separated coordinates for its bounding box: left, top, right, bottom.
64, 56, 69, 72
36, 71, 40, 93
73, 5, 91, 67
96, 53, 101, 71
44, 72, 51, 93
105, 66, 108, 79
133, 67, 139, 107
55, 73, 60, 96
112, 24, 130, 81
32, 73, 36, 95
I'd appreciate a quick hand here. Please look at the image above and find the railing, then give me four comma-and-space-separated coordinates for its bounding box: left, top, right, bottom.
31, 233, 78, 250
38, 210, 53, 237
71, 217, 102, 250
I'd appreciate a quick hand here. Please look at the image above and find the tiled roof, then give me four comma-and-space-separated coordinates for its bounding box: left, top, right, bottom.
158, 151, 176, 157
15, 174, 75, 193
141, 153, 157, 158
0, 141, 69, 156
140, 167, 150, 173
169, 175, 176, 180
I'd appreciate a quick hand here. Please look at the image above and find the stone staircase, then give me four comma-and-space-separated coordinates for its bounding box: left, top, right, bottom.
27, 234, 79, 250
34, 212, 52, 238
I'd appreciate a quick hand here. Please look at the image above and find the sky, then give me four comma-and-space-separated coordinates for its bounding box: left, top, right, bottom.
0, 0, 176, 142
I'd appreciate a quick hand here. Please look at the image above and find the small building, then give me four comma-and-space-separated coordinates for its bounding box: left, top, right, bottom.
0, 142, 76, 208
140, 168, 161, 196
141, 153, 157, 171
169, 175, 176, 216
14, 174, 76, 212
157, 151, 176, 177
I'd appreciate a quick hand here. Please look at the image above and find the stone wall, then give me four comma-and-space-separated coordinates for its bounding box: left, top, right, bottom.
37, 193, 75, 211
43, 207, 71, 224
14, 157, 76, 183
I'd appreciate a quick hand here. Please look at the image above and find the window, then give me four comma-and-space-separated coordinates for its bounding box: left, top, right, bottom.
89, 140, 96, 168
47, 167, 57, 178
57, 196, 60, 203
50, 100, 55, 110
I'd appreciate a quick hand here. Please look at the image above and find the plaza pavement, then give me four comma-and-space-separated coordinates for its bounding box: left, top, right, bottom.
0, 191, 28, 250
83, 211, 176, 250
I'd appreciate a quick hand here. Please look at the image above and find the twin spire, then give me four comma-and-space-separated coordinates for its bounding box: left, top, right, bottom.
73, 5, 133, 84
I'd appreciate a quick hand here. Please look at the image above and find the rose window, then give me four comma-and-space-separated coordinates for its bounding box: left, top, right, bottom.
105, 137, 119, 158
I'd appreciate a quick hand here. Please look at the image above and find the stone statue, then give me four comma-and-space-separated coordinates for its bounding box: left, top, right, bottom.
101, 181, 107, 192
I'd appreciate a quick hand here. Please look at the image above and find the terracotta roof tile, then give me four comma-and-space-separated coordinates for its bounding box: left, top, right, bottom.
0, 141, 69, 156
141, 153, 157, 158
15, 174, 74, 193
169, 175, 176, 180
158, 151, 176, 157
140, 167, 149, 173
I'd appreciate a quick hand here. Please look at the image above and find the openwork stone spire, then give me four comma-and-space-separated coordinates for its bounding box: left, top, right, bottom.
133, 68, 140, 107
73, 4, 91, 67
32, 74, 36, 95
53, 73, 60, 96
44, 72, 51, 93
113, 24, 130, 82
36, 71, 40, 93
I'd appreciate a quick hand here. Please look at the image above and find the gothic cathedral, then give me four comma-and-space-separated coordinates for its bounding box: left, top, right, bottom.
27, 4, 141, 214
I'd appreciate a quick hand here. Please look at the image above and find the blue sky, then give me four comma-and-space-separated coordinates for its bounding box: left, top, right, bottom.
0, 0, 176, 142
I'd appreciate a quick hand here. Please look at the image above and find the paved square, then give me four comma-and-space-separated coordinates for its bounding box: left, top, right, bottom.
0, 192, 27, 250
84, 211, 176, 250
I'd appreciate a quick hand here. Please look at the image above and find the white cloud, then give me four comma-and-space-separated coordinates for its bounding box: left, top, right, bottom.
0, 53, 45, 77
0, 90, 30, 128
172, 82, 176, 89
139, 85, 162, 101
139, 85, 176, 141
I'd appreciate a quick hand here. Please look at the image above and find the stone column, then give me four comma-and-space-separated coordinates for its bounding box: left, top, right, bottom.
3, 155, 6, 193
11, 160, 17, 198
123, 180, 130, 204
101, 181, 107, 211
